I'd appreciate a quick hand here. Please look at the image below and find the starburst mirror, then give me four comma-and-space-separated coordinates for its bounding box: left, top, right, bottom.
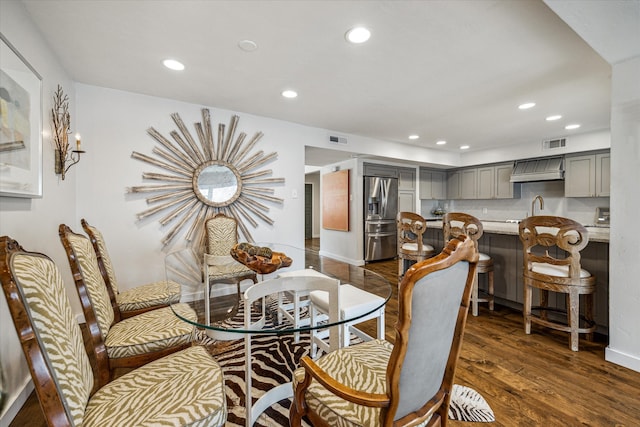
127, 109, 284, 249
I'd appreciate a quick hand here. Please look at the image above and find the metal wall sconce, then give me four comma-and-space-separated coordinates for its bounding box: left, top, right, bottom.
51, 85, 85, 180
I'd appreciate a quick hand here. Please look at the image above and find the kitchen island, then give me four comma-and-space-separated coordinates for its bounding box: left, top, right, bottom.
424, 220, 610, 332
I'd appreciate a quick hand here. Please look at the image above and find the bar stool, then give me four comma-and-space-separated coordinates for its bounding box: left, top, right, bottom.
519, 216, 596, 351
443, 212, 494, 316
397, 212, 435, 284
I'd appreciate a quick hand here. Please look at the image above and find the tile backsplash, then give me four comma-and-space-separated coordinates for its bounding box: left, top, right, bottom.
421, 180, 609, 226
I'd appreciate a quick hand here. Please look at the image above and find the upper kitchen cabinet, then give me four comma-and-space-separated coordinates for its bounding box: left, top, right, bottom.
478, 162, 520, 199
460, 168, 478, 199
565, 151, 610, 197
447, 170, 461, 199
398, 167, 416, 191
419, 168, 446, 200
398, 167, 416, 211
363, 162, 398, 178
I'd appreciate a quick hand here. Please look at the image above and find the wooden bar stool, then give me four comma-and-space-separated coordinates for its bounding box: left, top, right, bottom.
519, 216, 596, 351
396, 212, 434, 284
443, 212, 494, 316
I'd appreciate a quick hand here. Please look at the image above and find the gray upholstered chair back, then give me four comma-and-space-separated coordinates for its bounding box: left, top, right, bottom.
388, 235, 478, 423
395, 261, 469, 418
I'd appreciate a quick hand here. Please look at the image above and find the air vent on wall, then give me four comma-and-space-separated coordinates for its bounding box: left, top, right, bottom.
543, 138, 566, 150
328, 135, 348, 144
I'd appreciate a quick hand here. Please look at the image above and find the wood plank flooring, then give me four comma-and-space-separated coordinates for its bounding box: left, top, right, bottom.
9, 239, 640, 426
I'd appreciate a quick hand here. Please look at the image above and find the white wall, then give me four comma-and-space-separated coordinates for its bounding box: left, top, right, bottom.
75, 84, 307, 286
0, 1, 76, 423
606, 56, 640, 372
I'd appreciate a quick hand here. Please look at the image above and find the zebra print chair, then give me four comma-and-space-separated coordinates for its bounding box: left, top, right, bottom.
204, 213, 257, 293
59, 224, 195, 370
290, 235, 478, 427
0, 236, 227, 426
81, 218, 181, 318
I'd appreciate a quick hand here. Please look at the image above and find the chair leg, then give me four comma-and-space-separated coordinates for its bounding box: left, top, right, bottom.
568, 289, 580, 351
398, 257, 404, 283
524, 283, 532, 334
310, 305, 318, 358
377, 308, 385, 340
471, 272, 479, 317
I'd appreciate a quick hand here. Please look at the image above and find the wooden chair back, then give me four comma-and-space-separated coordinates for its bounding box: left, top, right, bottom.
396, 211, 429, 255
443, 212, 483, 251
387, 235, 478, 424
519, 216, 589, 285
59, 224, 117, 376
0, 236, 100, 426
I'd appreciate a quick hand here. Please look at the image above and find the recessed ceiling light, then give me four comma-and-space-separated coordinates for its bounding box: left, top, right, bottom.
436, 140, 447, 145
518, 102, 536, 110
345, 27, 371, 44
281, 90, 298, 99
565, 124, 581, 130
460, 145, 470, 150
163, 59, 185, 71
238, 39, 258, 52
546, 115, 562, 121
408, 135, 419, 140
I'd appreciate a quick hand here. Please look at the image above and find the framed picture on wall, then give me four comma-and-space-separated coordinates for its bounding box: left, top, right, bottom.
0, 32, 43, 198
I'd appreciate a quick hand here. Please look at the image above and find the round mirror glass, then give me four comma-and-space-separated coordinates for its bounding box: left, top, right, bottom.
197, 164, 238, 204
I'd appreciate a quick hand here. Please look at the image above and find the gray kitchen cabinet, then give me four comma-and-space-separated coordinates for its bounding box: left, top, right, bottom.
398, 191, 415, 213
460, 168, 477, 199
398, 167, 416, 212
398, 167, 416, 191
495, 162, 518, 199
363, 163, 398, 178
477, 163, 517, 199
446, 171, 461, 199
565, 151, 610, 197
477, 166, 494, 199
419, 168, 446, 200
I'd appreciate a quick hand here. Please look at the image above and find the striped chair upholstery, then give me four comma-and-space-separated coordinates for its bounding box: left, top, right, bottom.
0, 236, 227, 427
82, 219, 181, 317
59, 224, 196, 369
291, 236, 478, 427
204, 213, 257, 287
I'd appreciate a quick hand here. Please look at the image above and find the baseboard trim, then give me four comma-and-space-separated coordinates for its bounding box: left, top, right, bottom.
605, 346, 640, 373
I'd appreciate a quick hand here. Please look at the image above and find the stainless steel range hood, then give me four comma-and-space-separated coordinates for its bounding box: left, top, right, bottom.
510, 156, 564, 182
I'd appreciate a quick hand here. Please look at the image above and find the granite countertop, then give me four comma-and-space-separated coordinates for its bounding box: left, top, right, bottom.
425, 220, 610, 243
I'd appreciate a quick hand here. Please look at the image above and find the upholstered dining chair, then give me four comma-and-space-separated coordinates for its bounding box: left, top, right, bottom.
59, 224, 196, 370
290, 235, 478, 427
0, 236, 227, 427
443, 212, 494, 316
204, 213, 257, 293
396, 211, 435, 284
81, 218, 181, 318
519, 216, 596, 351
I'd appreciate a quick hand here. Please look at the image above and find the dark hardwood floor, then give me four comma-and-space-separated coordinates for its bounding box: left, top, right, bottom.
10, 238, 640, 426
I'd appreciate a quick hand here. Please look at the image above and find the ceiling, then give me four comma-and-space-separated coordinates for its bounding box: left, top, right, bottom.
20, 1, 634, 167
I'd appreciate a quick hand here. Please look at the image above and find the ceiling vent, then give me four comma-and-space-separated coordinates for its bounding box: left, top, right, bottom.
510, 156, 564, 182
543, 138, 566, 150
328, 135, 347, 144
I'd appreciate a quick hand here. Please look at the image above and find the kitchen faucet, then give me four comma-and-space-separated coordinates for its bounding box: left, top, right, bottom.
531, 195, 544, 216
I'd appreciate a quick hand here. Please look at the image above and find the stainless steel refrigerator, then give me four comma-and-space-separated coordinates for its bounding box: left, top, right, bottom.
364, 176, 398, 261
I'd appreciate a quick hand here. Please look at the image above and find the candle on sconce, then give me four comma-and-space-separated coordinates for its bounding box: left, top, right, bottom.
75, 134, 82, 151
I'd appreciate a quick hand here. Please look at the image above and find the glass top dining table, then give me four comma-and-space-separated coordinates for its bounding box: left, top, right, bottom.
164, 242, 392, 336
164, 243, 392, 427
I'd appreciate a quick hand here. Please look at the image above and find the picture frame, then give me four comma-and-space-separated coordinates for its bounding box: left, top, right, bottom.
0, 32, 43, 198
